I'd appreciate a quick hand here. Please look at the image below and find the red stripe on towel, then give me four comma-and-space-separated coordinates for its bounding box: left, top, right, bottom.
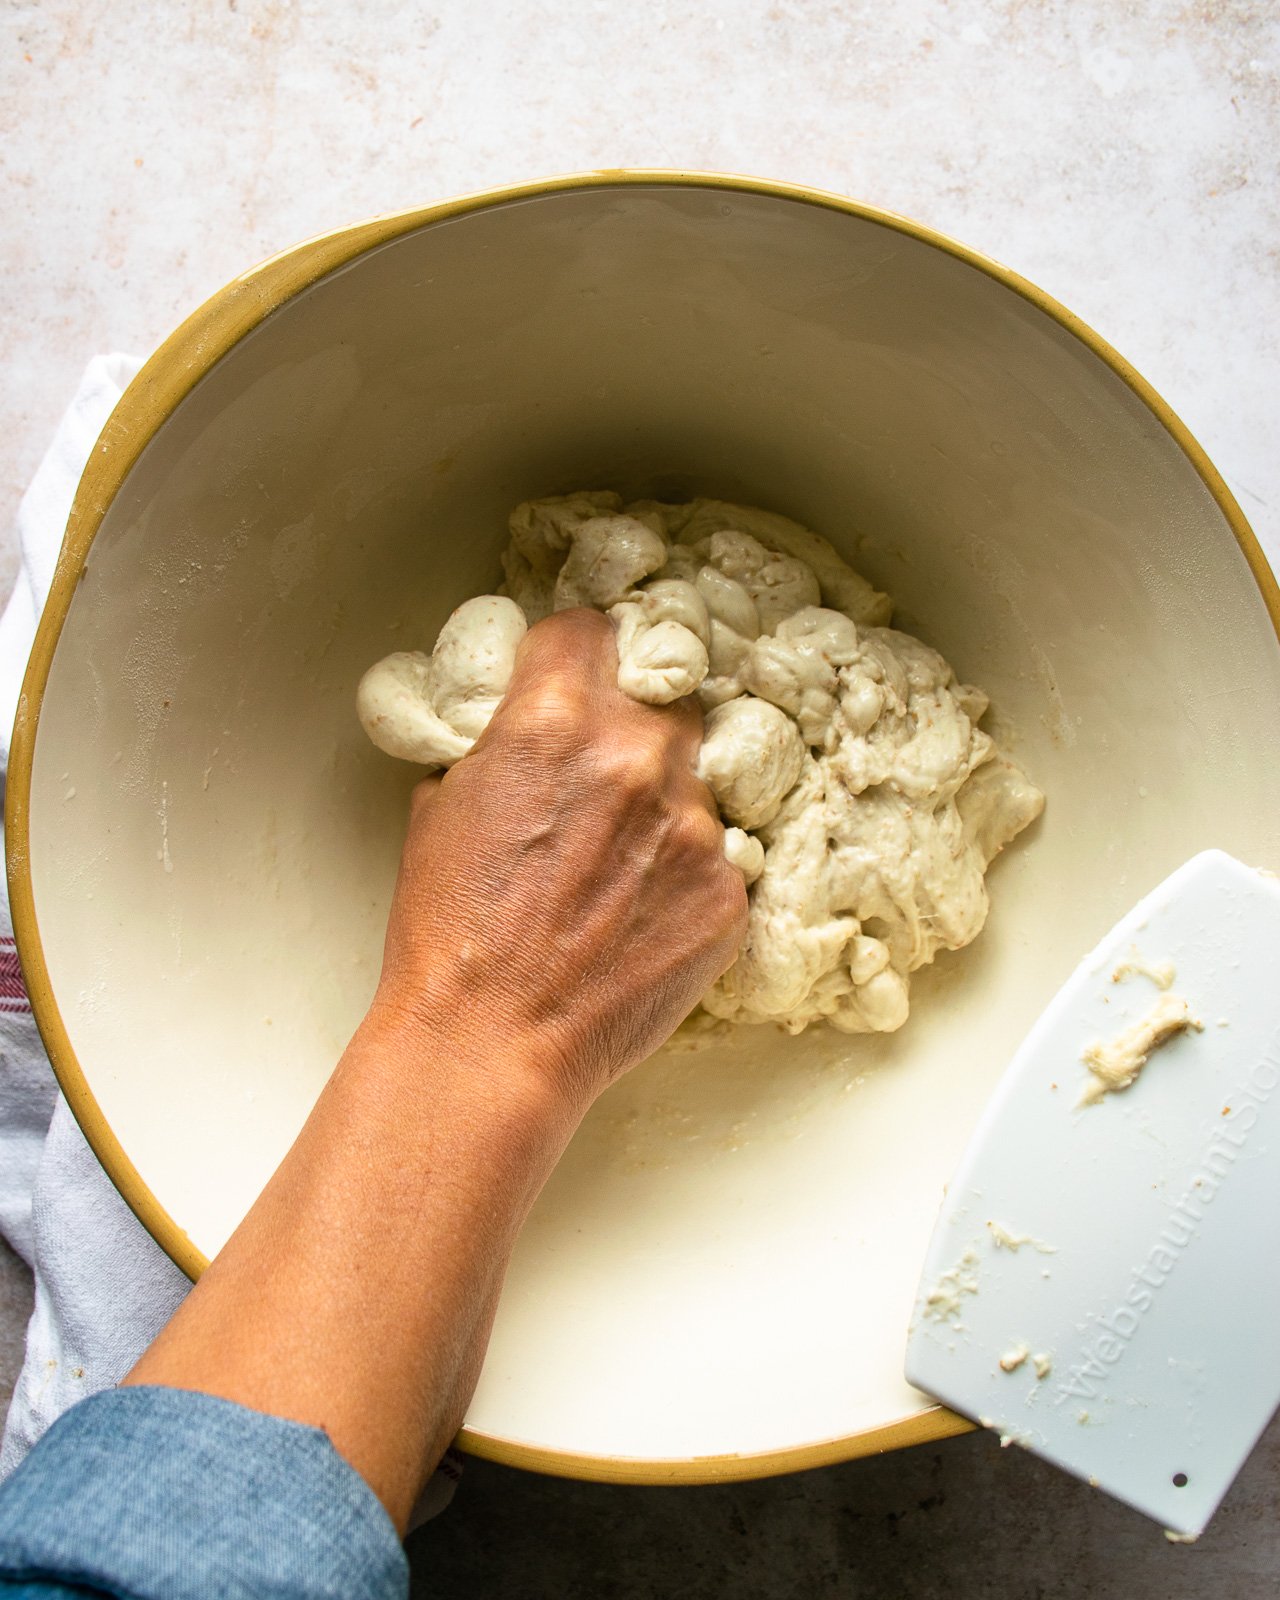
0, 940, 30, 1003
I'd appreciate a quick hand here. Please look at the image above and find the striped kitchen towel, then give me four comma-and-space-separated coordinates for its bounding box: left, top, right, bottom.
0, 355, 459, 1524
0, 353, 194, 1477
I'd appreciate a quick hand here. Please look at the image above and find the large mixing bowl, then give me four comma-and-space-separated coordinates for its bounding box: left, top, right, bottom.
8, 173, 1279, 1483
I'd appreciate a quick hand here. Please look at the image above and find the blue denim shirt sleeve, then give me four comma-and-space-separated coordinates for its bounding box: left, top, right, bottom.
0, 1386, 408, 1600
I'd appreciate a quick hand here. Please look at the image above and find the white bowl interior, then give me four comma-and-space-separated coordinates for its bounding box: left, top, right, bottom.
27, 184, 1280, 1468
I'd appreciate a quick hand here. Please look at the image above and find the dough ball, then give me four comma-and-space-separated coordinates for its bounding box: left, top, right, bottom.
358, 596, 525, 767
740, 608, 858, 747
696, 696, 806, 830
633, 578, 711, 645
696, 566, 760, 641
508, 491, 622, 573
554, 515, 668, 610
703, 530, 821, 633
612, 606, 710, 704
675, 497, 892, 626
723, 827, 766, 883
356, 651, 474, 768
430, 595, 528, 740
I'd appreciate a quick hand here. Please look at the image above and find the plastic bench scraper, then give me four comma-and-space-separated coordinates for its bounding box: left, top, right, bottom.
904, 850, 1280, 1539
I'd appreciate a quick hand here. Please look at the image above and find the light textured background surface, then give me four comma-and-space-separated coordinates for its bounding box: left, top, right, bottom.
2, 1, 1278, 1594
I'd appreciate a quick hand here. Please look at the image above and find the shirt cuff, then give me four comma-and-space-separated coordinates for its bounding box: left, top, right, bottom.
0, 1385, 407, 1600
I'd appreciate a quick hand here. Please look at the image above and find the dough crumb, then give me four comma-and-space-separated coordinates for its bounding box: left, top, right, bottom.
987, 1221, 1057, 1254
1032, 1352, 1053, 1380
360, 493, 1043, 1037
923, 1249, 981, 1323
998, 1428, 1032, 1450
1164, 1530, 1199, 1545
1111, 946, 1175, 990
999, 1343, 1030, 1373
1080, 993, 1204, 1106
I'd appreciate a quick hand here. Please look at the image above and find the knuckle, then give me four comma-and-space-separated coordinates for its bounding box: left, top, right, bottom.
676, 803, 724, 858
598, 732, 667, 796
525, 607, 613, 666
547, 606, 612, 639
508, 687, 585, 749
508, 609, 614, 699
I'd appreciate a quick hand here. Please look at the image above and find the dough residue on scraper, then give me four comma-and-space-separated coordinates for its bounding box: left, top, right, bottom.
986, 1221, 1057, 1254
1111, 945, 1175, 990
358, 493, 1044, 1037
922, 1248, 981, 1323
1079, 992, 1204, 1107
998, 1342, 1030, 1373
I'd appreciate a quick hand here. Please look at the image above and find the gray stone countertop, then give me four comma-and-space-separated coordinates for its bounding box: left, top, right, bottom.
2, 2, 1277, 1594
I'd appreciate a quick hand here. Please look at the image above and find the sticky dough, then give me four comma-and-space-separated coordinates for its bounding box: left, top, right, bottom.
358, 493, 1045, 1036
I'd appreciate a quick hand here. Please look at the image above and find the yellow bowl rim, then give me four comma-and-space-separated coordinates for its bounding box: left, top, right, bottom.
6, 167, 1277, 1485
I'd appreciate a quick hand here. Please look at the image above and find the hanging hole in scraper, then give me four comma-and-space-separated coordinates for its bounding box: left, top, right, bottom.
1172, 1473, 1189, 1488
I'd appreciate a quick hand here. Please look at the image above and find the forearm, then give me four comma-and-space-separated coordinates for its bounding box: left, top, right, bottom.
122, 609, 745, 1541
125, 1004, 585, 1530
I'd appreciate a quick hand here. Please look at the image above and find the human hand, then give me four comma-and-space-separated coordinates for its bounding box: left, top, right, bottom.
372, 608, 748, 1112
